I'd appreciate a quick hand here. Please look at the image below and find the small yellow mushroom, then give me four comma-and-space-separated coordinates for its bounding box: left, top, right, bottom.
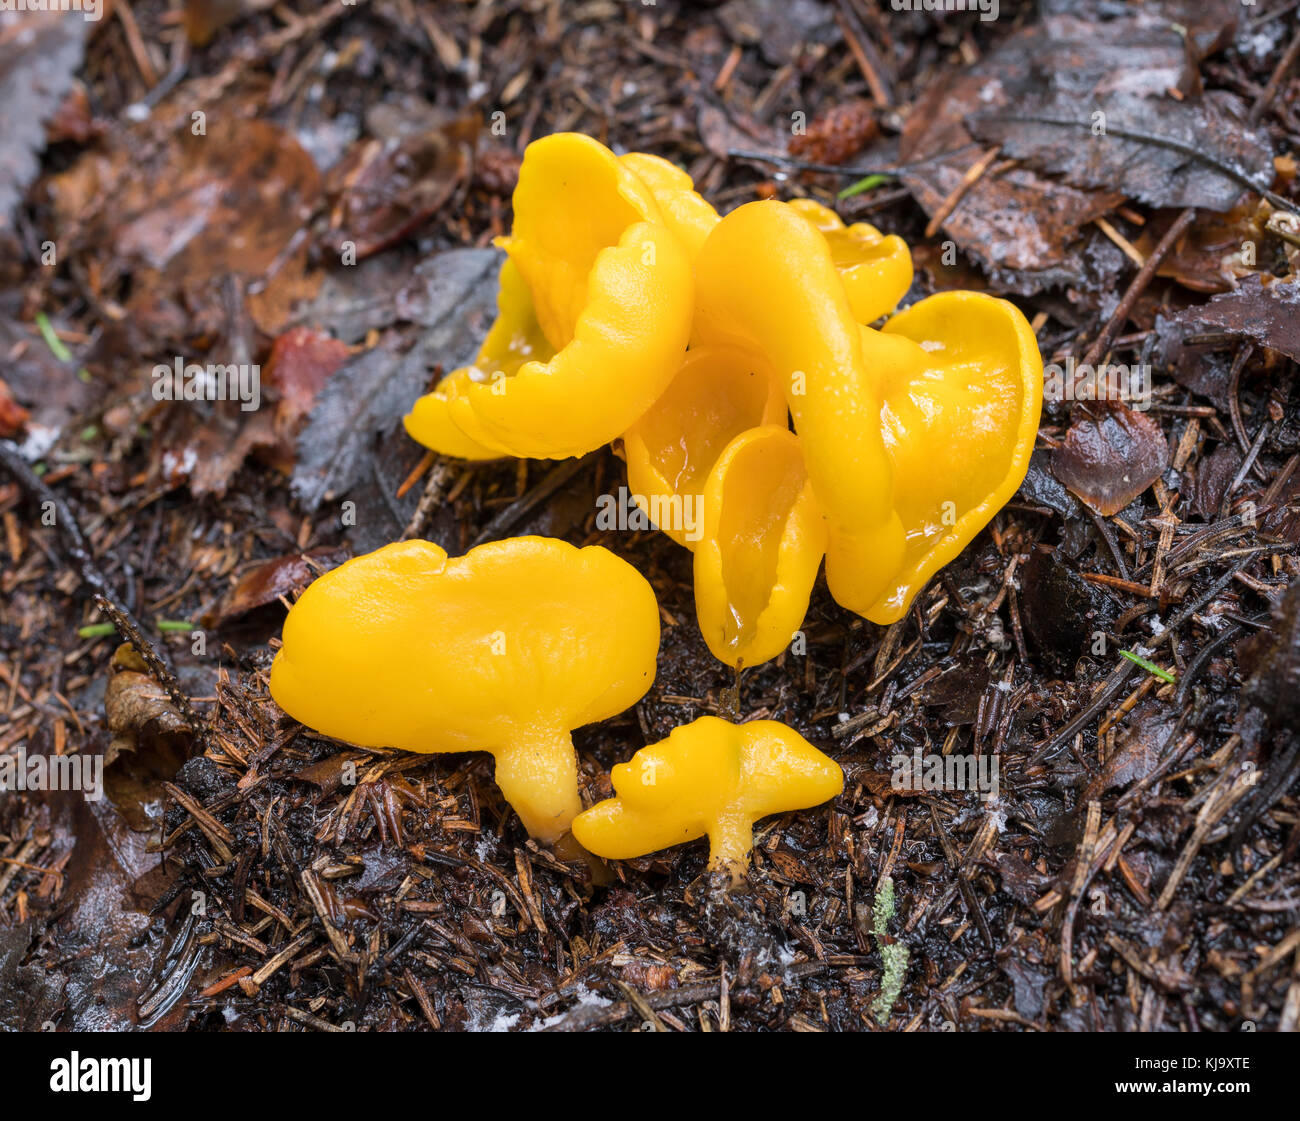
572, 716, 843, 877
269, 537, 660, 845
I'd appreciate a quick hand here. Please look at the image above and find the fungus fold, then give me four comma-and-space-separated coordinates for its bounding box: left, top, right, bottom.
403, 133, 693, 460
693, 426, 825, 668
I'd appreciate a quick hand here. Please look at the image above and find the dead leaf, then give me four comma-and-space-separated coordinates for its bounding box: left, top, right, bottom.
204, 544, 350, 627
291, 247, 501, 516
1146, 199, 1275, 293
104, 645, 192, 768
716, 0, 837, 64
1020, 547, 1121, 668
1159, 275, 1300, 364
970, 90, 1273, 213
103, 646, 193, 833
1051, 404, 1170, 515
0, 10, 85, 231
1190, 444, 1243, 519
1089, 701, 1174, 797
256, 326, 351, 471
49, 117, 325, 348
897, 15, 1133, 294
325, 118, 472, 260
0, 377, 28, 437
917, 658, 991, 726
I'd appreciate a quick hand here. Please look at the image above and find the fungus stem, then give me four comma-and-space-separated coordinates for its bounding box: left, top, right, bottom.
493, 727, 583, 845
707, 812, 753, 879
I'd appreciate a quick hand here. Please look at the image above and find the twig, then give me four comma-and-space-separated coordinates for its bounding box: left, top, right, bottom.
835, 1, 892, 106
0, 440, 207, 742
725, 142, 982, 182
1082, 208, 1198, 370
400, 459, 457, 541
470, 453, 598, 547
924, 146, 1001, 238
1249, 22, 1300, 124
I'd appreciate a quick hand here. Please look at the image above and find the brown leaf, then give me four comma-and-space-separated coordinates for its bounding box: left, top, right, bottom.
103, 646, 194, 832
696, 102, 777, 162
1147, 200, 1272, 294
897, 11, 1216, 294
291, 751, 368, 797
100, 117, 323, 345
113, 119, 320, 279
204, 544, 350, 627
1051, 404, 1169, 515
1164, 275, 1300, 364
0, 377, 28, 437
1088, 701, 1175, 798
1190, 444, 1242, 520
969, 89, 1272, 213
916, 658, 991, 726
325, 121, 469, 260
104, 646, 192, 765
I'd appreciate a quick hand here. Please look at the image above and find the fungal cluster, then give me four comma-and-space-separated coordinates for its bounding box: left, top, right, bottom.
270, 132, 1044, 875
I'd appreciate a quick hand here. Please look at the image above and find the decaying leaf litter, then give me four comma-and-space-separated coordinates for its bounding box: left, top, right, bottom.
2, 0, 1300, 1032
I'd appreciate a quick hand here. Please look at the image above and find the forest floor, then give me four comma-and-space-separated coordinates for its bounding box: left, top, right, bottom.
2, 0, 1300, 1031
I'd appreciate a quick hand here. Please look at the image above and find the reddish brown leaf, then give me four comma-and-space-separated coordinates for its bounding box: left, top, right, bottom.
266, 327, 351, 427
1051, 404, 1169, 515
257, 327, 351, 472
0, 377, 28, 437
204, 545, 350, 627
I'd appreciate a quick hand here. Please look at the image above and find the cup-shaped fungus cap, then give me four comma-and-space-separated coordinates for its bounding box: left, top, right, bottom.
269, 537, 661, 843
786, 198, 914, 324
622, 346, 787, 550
865, 290, 1042, 622
404, 133, 693, 460
572, 716, 843, 875
693, 426, 826, 668
692, 199, 907, 618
